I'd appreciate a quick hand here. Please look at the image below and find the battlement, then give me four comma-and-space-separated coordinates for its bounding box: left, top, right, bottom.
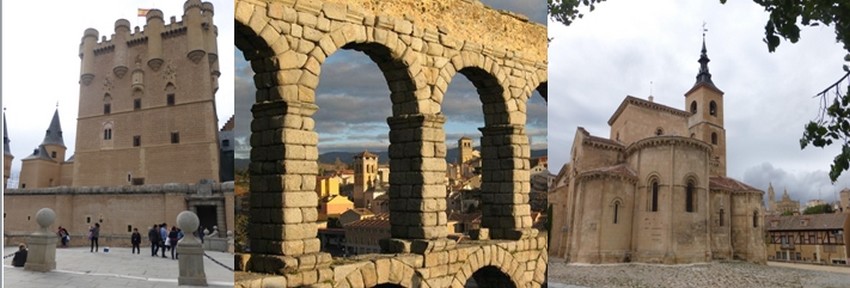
85, 8, 211, 48
79, 0, 219, 85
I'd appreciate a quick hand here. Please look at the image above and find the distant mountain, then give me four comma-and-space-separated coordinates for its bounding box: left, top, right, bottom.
235, 148, 547, 171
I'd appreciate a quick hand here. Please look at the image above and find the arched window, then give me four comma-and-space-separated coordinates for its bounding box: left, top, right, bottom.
103, 94, 112, 115
686, 180, 695, 212
103, 122, 113, 140
753, 211, 759, 228
690, 101, 697, 114
613, 201, 620, 224
709, 101, 717, 116
711, 132, 718, 145
650, 180, 659, 212
719, 208, 725, 226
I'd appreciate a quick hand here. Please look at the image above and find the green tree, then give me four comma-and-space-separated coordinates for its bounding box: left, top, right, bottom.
803, 203, 834, 215
549, 1, 850, 182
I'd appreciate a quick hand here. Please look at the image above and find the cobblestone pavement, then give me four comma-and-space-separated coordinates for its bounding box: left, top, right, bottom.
3, 246, 234, 287
548, 258, 850, 288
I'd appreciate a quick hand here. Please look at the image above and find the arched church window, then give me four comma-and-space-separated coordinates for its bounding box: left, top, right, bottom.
103, 128, 112, 140
719, 208, 725, 226
709, 101, 717, 116
686, 180, 695, 212
613, 201, 620, 224
711, 132, 718, 145
753, 211, 759, 228
651, 180, 659, 212
690, 101, 697, 114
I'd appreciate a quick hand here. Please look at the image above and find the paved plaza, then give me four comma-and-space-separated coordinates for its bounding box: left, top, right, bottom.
548, 257, 850, 288
3, 246, 234, 287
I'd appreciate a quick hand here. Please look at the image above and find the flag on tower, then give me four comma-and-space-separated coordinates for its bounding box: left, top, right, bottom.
138, 8, 151, 17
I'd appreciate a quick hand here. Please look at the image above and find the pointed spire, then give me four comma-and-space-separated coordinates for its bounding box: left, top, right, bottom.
4, 110, 11, 156
42, 108, 65, 147
694, 34, 714, 86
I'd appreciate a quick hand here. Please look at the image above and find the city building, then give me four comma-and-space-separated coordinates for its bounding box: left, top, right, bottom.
765, 213, 849, 265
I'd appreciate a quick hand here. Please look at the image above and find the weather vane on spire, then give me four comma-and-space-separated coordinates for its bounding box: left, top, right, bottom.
703, 21, 708, 37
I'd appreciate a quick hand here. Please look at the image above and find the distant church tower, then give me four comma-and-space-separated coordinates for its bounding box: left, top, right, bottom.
685, 35, 727, 176
352, 151, 378, 208
19, 109, 70, 188
73, 0, 221, 186
458, 136, 473, 165
767, 183, 776, 214
4, 112, 13, 189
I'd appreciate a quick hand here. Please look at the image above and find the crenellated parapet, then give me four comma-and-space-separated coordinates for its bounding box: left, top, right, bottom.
78, 0, 218, 83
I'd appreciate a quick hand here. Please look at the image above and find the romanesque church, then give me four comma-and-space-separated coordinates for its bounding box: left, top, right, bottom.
549, 39, 766, 264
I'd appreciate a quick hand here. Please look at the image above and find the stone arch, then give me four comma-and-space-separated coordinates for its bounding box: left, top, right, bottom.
450, 245, 524, 288
335, 259, 423, 288
435, 55, 513, 126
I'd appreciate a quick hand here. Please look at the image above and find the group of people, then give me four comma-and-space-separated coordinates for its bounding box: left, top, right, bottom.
147, 223, 184, 259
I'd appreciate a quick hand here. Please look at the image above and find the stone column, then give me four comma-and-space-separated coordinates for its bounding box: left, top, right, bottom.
478, 124, 535, 240
384, 114, 454, 254
25, 208, 57, 272
248, 100, 332, 281
176, 211, 207, 286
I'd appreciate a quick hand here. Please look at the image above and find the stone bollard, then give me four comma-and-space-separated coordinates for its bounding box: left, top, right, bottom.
25, 208, 57, 272
176, 211, 207, 286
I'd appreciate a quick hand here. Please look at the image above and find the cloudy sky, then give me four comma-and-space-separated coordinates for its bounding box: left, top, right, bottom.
2, 0, 235, 187
549, 0, 850, 204
233, 0, 547, 159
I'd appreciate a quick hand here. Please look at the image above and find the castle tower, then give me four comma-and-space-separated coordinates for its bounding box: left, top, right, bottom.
352, 150, 378, 208
840, 188, 850, 213
4, 112, 13, 189
767, 182, 776, 214
685, 36, 727, 176
72, 0, 221, 186
19, 109, 67, 188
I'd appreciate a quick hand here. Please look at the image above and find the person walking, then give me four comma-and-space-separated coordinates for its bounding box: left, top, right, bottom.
168, 226, 180, 259
148, 224, 161, 257
159, 223, 168, 258
131, 228, 142, 254
89, 223, 100, 253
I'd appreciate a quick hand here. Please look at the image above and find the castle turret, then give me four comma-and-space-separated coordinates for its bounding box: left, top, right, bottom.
112, 19, 131, 79
79, 28, 99, 85
202, 2, 220, 92
144, 9, 165, 70
184, 0, 206, 63
72, 0, 220, 186
19, 108, 67, 188
41, 108, 67, 162
686, 35, 727, 176
4, 112, 13, 189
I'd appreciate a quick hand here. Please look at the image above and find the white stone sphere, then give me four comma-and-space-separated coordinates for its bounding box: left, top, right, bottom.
36, 208, 56, 228
176, 211, 200, 233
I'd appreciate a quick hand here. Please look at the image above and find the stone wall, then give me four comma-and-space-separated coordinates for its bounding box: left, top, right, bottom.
3, 182, 234, 243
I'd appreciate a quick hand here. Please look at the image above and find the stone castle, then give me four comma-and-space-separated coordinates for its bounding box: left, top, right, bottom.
549, 38, 766, 264
4, 0, 233, 245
